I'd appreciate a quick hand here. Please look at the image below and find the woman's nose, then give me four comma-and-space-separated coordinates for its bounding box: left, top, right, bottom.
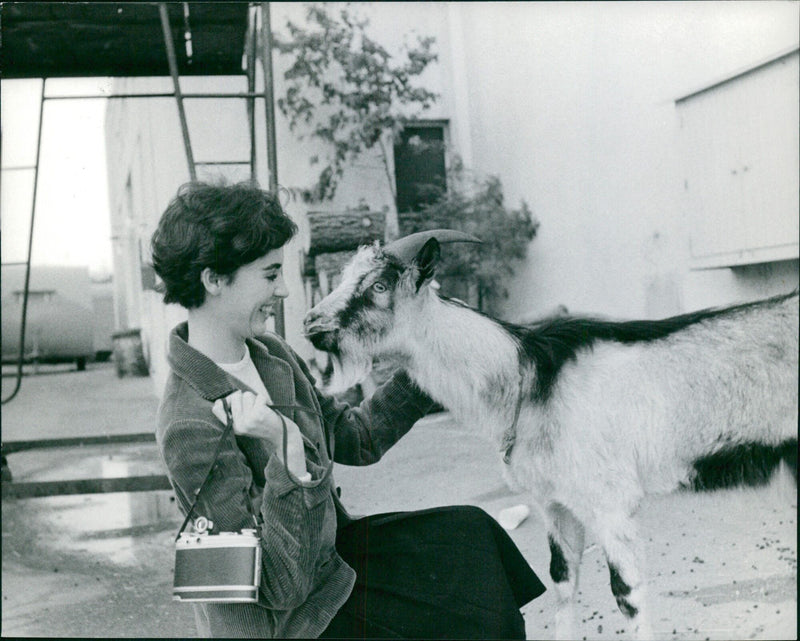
274, 275, 289, 298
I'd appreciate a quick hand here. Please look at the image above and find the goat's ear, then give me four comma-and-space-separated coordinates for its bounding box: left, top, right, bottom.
413, 238, 440, 291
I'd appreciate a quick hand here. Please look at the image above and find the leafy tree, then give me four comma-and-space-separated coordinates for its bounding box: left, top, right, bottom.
274, 3, 438, 203
403, 160, 540, 315
274, 4, 539, 318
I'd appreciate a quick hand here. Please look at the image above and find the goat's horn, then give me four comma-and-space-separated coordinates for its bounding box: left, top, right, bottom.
383, 229, 482, 263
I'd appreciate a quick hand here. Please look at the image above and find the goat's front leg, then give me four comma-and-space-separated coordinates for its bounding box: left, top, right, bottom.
545, 503, 586, 640
595, 512, 653, 640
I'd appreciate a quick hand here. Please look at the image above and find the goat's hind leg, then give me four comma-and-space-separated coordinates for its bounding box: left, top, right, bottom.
596, 511, 653, 640
546, 503, 586, 640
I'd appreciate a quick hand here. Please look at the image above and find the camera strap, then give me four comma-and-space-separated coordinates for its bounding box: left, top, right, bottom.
174, 399, 333, 541
266, 403, 334, 491
175, 398, 236, 541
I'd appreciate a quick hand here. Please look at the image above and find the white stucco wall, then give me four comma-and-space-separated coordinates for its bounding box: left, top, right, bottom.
439, 2, 798, 321
105, 2, 799, 398
105, 76, 255, 393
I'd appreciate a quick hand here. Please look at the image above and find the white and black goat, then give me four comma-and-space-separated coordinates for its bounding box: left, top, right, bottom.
303, 230, 798, 638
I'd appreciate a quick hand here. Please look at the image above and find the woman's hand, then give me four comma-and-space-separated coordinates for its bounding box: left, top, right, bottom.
213, 391, 308, 479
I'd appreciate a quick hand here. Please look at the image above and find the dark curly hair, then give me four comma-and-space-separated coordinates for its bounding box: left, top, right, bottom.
150, 181, 298, 308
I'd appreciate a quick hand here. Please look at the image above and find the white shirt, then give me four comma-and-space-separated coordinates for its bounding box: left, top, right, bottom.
217, 349, 272, 401
217, 349, 311, 483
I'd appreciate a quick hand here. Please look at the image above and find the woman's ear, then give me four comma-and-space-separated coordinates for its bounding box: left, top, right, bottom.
201, 267, 224, 296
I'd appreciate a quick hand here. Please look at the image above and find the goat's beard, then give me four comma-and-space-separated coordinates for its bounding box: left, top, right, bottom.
324, 343, 374, 394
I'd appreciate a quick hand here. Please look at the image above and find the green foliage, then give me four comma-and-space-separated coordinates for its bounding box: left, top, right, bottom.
404, 164, 540, 314
274, 3, 438, 202
274, 4, 539, 316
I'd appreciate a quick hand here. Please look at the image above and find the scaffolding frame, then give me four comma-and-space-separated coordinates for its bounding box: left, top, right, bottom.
2, 2, 282, 497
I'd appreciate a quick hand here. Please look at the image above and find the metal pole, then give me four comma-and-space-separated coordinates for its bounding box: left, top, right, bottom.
260, 3, 279, 194
259, 2, 285, 337
246, 5, 258, 181
2, 80, 46, 405
158, 3, 197, 181
43, 91, 272, 101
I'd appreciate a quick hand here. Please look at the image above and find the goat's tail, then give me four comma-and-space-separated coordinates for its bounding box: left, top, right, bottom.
690, 438, 797, 491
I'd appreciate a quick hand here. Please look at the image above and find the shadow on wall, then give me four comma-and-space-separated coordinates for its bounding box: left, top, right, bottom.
732, 259, 799, 295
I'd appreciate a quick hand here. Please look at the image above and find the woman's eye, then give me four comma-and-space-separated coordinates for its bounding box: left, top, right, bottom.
372, 282, 387, 293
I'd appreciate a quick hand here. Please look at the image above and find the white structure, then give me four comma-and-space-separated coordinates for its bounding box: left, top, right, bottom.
104, 3, 799, 397
1, 265, 96, 366
675, 47, 799, 305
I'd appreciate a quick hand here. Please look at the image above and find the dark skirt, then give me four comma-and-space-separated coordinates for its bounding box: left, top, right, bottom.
319, 505, 545, 639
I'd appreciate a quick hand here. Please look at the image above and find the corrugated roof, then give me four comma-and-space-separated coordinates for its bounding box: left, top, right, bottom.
1, 2, 250, 79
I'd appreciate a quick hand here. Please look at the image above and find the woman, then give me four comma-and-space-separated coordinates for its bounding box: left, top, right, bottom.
151, 180, 545, 638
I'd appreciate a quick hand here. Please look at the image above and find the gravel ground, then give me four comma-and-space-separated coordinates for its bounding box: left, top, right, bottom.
1, 364, 796, 639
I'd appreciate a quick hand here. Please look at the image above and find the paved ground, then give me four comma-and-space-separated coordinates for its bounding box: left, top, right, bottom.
1, 362, 796, 639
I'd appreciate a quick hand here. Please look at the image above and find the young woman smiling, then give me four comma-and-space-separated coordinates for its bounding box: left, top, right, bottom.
150, 181, 545, 638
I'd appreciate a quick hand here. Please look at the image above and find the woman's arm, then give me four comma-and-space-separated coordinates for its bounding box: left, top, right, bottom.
212, 391, 309, 480
162, 418, 331, 610
313, 369, 440, 466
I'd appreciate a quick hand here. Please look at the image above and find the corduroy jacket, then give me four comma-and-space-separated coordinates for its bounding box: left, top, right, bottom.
156, 322, 437, 638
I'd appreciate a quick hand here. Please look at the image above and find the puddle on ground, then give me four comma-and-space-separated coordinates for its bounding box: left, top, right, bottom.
4, 444, 181, 567
6, 443, 164, 483
12, 489, 180, 567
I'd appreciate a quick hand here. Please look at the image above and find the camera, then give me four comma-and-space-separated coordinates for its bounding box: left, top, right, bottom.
173, 520, 261, 603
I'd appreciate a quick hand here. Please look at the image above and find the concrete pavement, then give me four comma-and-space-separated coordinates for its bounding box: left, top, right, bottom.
1, 362, 796, 638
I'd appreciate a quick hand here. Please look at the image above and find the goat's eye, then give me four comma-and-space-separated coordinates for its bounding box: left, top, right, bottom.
372, 282, 387, 294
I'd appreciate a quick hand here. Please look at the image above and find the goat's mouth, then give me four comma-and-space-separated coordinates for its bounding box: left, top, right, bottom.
305, 329, 339, 353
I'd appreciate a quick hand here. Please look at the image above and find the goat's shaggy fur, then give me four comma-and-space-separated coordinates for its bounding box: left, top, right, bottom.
304, 239, 798, 638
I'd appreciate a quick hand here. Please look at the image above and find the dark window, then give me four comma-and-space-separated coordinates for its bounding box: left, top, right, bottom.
393, 124, 446, 216
13, 290, 55, 303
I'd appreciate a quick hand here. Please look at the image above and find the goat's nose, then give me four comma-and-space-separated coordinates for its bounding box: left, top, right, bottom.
304, 309, 322, 332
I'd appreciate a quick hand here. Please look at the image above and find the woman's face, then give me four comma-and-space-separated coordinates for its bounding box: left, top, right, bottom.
217, 247, 289, 339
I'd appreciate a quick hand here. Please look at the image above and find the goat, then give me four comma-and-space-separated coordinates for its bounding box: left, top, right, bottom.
303, 230, 799, 639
